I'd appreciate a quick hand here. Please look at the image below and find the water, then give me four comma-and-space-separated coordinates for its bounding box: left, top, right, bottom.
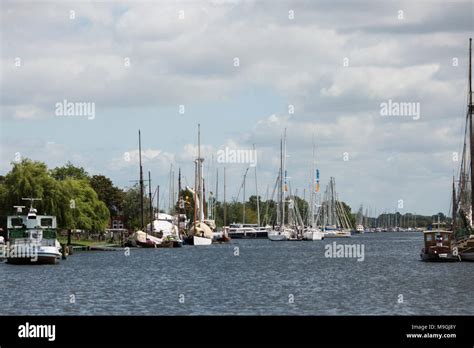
1, 232, 473, 315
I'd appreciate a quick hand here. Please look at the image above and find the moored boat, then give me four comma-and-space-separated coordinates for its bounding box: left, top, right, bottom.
6, 199, 62, 265
302, 228, 324, 241
420, 230, 459, 262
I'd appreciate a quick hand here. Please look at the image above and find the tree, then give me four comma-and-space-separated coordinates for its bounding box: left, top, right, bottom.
89, 175, 124, 216
58, 179, 110, 231
122, 184, 151, 230
0, 159, 109, 231
51, 161, 89, 181
338, 201, 356, 229
0, 159, 61, 219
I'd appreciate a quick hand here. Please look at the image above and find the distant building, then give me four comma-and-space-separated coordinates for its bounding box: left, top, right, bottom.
110, 216, 124, 229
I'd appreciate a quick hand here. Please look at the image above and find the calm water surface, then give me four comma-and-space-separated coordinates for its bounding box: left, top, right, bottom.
1, 232, 472, 315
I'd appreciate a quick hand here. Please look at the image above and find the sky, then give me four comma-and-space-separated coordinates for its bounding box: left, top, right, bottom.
1, 0, 473, 216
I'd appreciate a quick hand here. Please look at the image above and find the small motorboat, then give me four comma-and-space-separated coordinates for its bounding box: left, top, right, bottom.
420, 230, 459, 262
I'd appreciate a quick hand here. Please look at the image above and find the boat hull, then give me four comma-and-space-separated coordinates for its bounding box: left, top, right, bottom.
6, 245, 61, 265
192, 236, 212, 245
323, 230, 351, 238
459, 251, 474, 261
303, 231, 324, 241
268, 232, 290, 241
420, 252, 459, 262
184, 235, 212, 245
7, 254, 59, 265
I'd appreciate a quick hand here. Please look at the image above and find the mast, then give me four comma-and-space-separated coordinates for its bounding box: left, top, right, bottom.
282, 129, 287, 226
452, 176, 457, 232
148, 171, 152, 233
139, 130, 144, 231
280, 138, 284, 226
469, 38, 473, 226
215, 168, 218, 221
194, 159, 198, 228
311, 138, 316, 227
242, 167, 249, 224
157, 185, 160, 216
254, 144, 260, 226
223, 167, 227, 227
196, 124, 205, 223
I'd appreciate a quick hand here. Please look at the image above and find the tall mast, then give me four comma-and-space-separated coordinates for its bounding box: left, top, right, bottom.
148, 171, 152, 233
282, 129, 287, 225
139, 130, 144, 231
452, 176, 457, 233
254, 144, 260, 227
280, 138, 284, 226
469, 38, 473, 225
242, 167, 249, 224
157, 185, 160, 216
197, 124, 205, 222
223, 167, 227, 227
311, 137, 316, 227
194, 159, 198, 228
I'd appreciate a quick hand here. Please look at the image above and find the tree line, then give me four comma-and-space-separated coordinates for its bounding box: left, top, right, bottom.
0, 159, 446, 233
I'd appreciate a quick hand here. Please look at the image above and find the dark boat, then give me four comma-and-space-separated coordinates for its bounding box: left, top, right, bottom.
450, 38, 474, 261
420, 230, 459, 262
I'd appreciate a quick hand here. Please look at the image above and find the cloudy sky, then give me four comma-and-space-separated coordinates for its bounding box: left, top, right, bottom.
1, 0, 473, 216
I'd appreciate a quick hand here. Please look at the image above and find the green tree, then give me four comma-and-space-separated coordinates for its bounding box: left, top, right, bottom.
123, 184, 151, 230
0, 159, 109, 231
0, 159, 61, 219
51, 161, 89, 181
58, 179, 110, 231
89, 174, 124, 216
338, 201, 355, 228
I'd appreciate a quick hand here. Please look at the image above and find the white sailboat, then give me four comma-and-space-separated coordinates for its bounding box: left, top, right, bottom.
317, 177, 352, 238
185, 124, 213, 246
268, 133, 299, 241
303, 140, 324, 241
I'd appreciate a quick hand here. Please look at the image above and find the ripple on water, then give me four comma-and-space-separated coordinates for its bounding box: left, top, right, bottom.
1, 233, 473, 315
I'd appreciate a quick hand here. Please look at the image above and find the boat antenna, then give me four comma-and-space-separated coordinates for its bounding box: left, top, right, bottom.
21, 198, 41, 209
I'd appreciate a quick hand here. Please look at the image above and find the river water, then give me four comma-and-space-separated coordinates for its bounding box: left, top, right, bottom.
0, 232, 472, 315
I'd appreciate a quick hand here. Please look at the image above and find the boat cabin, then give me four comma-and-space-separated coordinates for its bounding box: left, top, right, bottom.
7, 213, 58, 242
420, 230, 458, 261
423, 230, 453, 248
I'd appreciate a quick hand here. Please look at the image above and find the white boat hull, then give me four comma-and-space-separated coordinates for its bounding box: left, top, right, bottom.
193, 236, 212, 246
6, 244, 61, 265
303, 231, 324, 241
268, 230, 292, 241
323, 230, 351, 238
268, 233, 287, 241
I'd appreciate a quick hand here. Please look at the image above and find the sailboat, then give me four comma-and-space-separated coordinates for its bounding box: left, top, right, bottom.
268, 134, 297, 241
128, 131, 162, 248
355, 205, 365, 234
316, 177, 352, 238
184, 124, 213, 246
448, 38, 474, 261
303, 141, 324, 241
